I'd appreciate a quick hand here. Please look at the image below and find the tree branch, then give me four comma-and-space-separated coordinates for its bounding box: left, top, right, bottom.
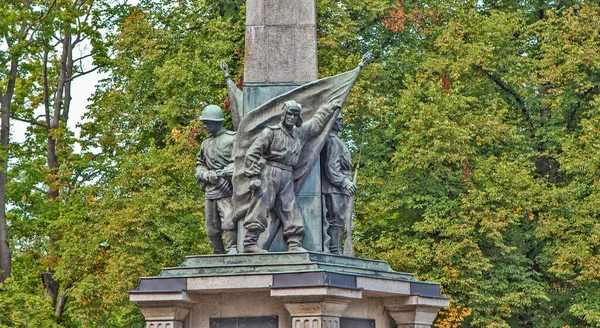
73, 53, 94, 63
33, 186, 49, 196
567, 85, 599, 131
10, 115, 48, 128
478, 65, 535, 132
52, 36, 64, 44
67, 153, 104, 195
11, 148, 44, 157
72, 35, 82, 47
43, 50, 51, 128
65, 65, 101, 83
81, 2, 93, 25
27, 0, 57, 45
5, 35, 13, 48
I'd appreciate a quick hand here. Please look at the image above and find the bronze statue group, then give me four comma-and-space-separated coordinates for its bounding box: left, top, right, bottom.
195, 61, 364, 255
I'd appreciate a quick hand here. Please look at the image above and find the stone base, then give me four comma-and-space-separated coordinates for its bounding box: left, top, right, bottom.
130, 252, 449, 328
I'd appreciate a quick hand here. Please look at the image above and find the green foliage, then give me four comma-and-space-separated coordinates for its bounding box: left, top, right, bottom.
0, 253, 57, 327
3, 0, 241, 326
2, 0, 600, 327
315, 1, 600, 326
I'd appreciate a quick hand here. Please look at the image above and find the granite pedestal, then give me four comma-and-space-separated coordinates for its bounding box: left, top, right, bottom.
130, 252, 449, 328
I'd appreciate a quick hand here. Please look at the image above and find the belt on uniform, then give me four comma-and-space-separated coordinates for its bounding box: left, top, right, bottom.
265, 160, 292, 171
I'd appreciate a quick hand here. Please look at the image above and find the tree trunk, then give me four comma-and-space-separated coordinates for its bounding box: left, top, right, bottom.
42, 271, 59, 307
0, 57, 19, 283
43, 28, 75, 322
55, 293, 68, 321
0, 94, 11, 283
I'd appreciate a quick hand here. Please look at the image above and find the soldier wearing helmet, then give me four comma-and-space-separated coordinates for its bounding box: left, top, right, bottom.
242, 99, 342, 253
321, 113, 356, 254
195, 105, 238, 254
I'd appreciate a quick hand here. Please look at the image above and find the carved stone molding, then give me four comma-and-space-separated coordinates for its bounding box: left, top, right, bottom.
292, 316, 339, 328
275, 286, 358, 328
146, 321, 183, 328
131, 290, 194, 328
385, 295, 450, 328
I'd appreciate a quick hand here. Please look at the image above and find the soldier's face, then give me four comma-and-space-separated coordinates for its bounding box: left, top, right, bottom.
284, 111, 299, 128
203, 120, 222, 134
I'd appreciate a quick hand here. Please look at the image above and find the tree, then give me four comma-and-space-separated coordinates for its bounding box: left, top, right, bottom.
0, 0, 57, 284
3, 0, 600, 326
54, 0, 245, 325
313, 0, 600, 326
1, 0, 128, 324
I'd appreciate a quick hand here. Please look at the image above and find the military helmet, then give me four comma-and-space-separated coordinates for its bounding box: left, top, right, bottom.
281, 100, 303, 127
283, 100, 302, 114
200, 105, 225, 122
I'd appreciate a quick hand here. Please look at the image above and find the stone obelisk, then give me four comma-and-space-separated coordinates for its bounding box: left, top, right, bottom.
244, 0, 317, 91
244, 0, 323, 251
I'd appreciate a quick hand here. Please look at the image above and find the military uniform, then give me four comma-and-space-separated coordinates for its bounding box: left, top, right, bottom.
321, 132, 353, 254
243, 103, 336, 250
196, 129, 236, 253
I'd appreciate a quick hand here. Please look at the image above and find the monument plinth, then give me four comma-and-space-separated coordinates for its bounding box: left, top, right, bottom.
130, 252, 449, 327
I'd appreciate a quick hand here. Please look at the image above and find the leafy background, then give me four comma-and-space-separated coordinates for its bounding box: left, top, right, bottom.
1, 0, 599, 326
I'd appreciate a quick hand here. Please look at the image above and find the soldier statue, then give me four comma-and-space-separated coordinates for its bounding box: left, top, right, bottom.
242, 100, 343, 253
195, 105, 238, 254
321, 114, 356, 254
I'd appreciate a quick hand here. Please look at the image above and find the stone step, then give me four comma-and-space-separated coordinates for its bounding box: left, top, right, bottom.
159, 252, 415, 281
159, 263, 318, 277
181, 252, 398, 272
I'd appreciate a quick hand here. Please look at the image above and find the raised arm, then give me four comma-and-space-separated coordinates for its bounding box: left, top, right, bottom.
220, 60, 231, 80
302, 100, 343, 137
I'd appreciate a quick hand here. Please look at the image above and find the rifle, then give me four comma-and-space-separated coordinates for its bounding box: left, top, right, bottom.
343, 129, 365, 256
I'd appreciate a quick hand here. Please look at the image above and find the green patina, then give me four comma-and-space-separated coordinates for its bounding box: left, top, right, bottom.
155, 251, 417, 282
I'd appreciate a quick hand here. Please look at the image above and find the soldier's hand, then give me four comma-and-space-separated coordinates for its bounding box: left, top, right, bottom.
220, 60, 229, 77
329, 99, 343, 110
207, 171, 219, 184
221, 166, 234, 177
248, 162, 262, 176
194, 168, 203, 182
248, 179, 262, 191
343, 180, 357, 195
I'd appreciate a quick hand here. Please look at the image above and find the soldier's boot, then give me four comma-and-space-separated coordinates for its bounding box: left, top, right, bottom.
328, 229, 343, 255
225, 230, 238, 255
209, 235, 225, 254
287, 235, 307, 252
243, 230, 267, 253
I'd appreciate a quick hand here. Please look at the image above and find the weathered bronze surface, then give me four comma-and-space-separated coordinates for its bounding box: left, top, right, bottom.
228, 66, 364, 253
151, 251, 419, 283
321, 114, 356, 254
240, 100, 342, 253
195, 105, 238, 254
